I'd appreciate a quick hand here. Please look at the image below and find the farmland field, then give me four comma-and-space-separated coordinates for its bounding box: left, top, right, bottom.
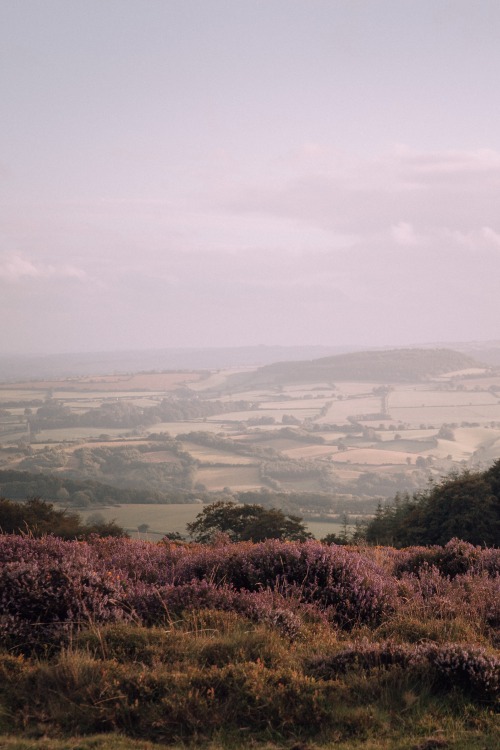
179, 443, 256, 464
78, 503, 202, 536
77, 503, 346, 540
145, 421, 232, 435
195, 466, 262, 490
2, 352, 500, 523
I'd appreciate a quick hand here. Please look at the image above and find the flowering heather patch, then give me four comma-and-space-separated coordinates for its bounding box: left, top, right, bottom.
125, 580, 303, 638
0, 536, 129, 650
0, 534, 498, 652
395, 563, 500, 633
0, 534, 499, 745
307, 640, 500, 701
87, 536, 184, 585
393, 538, 500, 578
174, 539, 397, 628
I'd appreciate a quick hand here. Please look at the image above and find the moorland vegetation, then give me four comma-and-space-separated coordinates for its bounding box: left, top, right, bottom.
1, 348, 500, 748
0, 532, 498, 749
0, 463, 499, 748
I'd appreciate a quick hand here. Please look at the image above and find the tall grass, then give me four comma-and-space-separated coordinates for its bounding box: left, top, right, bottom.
0, 535, 498, 747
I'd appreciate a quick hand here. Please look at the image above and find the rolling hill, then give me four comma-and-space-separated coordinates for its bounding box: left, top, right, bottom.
226, 348, 483, 389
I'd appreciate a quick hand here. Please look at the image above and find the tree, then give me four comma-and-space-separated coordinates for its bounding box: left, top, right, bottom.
187, 501, 312, 543
0, 497, 127, 539
365, 461, 500, 547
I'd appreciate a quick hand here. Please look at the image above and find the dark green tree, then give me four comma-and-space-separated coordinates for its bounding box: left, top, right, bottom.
187, 501, 312, 543
0, 497, 127, 539
365, 462, 500, 547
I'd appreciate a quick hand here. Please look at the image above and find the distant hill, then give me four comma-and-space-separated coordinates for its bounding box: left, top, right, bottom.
226, 348, 482, 388
0, 345, 357, 382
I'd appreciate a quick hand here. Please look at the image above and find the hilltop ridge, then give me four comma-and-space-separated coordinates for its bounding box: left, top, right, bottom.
226, 347, 483, 389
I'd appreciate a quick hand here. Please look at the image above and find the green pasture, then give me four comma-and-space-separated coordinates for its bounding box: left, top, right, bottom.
78, 503, 202, 537
77, 503, 342, 540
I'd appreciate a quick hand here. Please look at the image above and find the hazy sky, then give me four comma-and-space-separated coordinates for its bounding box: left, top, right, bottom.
2, 0, 500, 353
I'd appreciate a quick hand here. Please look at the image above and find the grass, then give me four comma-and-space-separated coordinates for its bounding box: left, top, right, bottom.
78, 504, 203, 536
0, 618, 498, 749
78, 505, 344, 540
1, 732, 500, 749
0, 534, 498, 749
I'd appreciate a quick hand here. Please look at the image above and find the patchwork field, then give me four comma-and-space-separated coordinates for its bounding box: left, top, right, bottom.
2, 353, 500, 524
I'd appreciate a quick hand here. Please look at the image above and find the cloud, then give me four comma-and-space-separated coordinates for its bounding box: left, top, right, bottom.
481, 226, 500, 247
217, 145, 500, 237
0, 254, 87, 282
395, 147, 500, 177
391, 222, 418, 246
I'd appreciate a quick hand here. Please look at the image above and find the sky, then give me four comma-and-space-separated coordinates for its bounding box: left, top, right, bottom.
2, 0, 500, 354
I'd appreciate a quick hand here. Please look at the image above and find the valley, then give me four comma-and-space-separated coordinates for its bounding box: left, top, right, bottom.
1, 347, 500, 538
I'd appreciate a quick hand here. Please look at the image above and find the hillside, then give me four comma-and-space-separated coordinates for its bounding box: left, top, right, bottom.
226, 348, 482, 389
0, 535, 498, 749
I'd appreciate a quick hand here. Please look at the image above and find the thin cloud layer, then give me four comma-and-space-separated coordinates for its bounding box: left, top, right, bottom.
0, 254, 87, 283
2, 1, 500, 353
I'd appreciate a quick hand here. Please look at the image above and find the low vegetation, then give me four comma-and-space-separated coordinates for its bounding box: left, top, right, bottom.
1, 351, 500, 747
0, 532, 498, 748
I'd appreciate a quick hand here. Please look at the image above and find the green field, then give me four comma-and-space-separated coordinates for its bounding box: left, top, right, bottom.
78, 503, 344, 540
78, 504, 203, 537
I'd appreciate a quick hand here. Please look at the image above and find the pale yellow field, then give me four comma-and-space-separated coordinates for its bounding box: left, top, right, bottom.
179, 443, 256, 465
389, 390, 498, 407
195, 466, 262, 490
33, 427, 129, 442
0, 389, 43, 400
330, 448, 415, 465
140, 451, 182, 464
188, 368, 256, 392
262, 398, 332, 409
68, 439, 151, 450
52, 390, 169, 400
420, 438, 471, 461
390, 404, 500, 426
281, 444, 340, 459
306, 521, 354, 539
317, 397, 382, 424
378, 429, 437, 441
454, 426, 500, 445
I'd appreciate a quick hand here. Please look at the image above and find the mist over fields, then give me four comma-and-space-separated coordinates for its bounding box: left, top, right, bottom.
0, 343, 499, 543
